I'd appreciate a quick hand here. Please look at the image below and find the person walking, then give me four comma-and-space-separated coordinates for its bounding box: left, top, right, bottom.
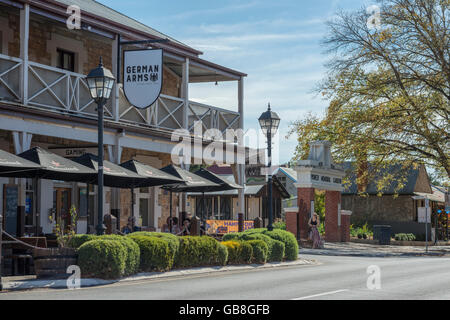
308, 213, 323, 249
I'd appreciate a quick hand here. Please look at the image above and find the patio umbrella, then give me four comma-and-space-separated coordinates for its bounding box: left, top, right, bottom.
73, 153, 148, 188
160, 165, 221, 232
120, 160, 185, 224
10, 147, 97, 181
0, 148, 42, 177
194, 168, 243, 223
120, 160, 184, 187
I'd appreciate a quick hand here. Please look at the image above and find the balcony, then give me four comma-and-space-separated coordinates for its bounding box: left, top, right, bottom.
0, 53, 241, 134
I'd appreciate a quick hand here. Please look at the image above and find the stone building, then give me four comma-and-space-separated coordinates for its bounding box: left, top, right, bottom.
341, 162, 442, 236
0, 0, 246, 235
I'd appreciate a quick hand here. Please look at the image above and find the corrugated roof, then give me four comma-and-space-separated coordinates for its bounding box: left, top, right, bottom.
342, 162, 428, 195
276, 167, 297, 182
188, 184, 264, 197
54, 0, 193, 50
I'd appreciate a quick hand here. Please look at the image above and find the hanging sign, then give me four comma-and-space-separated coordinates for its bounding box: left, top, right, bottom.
123, 49, 163, 109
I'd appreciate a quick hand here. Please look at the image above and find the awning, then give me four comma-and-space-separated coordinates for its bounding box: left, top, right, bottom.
9, 147, 97, 182
0, 149, 42, 176
159, 165, 220, 192
120, 160, 183, 187
194, 168, 242, 191
73, 153, 148, 188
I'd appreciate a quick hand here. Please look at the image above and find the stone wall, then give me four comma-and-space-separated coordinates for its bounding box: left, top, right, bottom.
2, 10, 181, 98
342, 194, 415, 226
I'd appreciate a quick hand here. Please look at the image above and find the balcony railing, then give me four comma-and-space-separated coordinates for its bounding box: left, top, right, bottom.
0, 53, 241, 133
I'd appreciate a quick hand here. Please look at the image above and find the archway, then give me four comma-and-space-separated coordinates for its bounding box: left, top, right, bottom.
286, 141, 352, 242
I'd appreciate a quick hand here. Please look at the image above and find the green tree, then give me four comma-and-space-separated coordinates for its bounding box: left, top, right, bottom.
289, 0, 450, 190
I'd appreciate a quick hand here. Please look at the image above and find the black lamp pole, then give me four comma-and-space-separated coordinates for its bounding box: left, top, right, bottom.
86, 57, 115, 235
97, 99, 105, 235
259, 103, 280, 232
267, 125, 273, 231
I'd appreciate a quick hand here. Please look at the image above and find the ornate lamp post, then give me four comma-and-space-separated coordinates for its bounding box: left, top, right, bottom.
259, 103, 280, 231
86, 57, 115, 235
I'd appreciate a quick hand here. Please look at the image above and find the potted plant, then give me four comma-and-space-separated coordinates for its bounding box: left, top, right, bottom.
33, 205, 79, 279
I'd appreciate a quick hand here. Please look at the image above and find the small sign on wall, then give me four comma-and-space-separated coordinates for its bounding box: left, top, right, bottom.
418, 207, 431, 223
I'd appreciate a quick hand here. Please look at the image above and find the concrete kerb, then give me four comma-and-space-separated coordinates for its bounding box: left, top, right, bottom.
1, 258, 318, 292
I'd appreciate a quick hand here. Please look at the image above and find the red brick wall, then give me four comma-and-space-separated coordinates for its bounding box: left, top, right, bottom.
297, 187, 314, 239
286, 211, 298, 239
325, 190, 341, 242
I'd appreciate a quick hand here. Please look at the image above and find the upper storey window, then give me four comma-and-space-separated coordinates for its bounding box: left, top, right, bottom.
57, 49, 75, 72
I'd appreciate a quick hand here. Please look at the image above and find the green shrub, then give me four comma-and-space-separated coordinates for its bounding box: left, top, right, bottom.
175, 236, 226, 268
222, 240, 252, 264
269, 239, 285, 262
217, 243, 228, 266
273, 220, 286, 230
78, 239, 127, 279
246, 240, 268, 264
395, 233, 416, 241
128, 235, 172, 272
128, 231, 179, 264
263, 229, 299, 261
100, 235, 140, 275
222, 232, 242, 242
66, 234, 97, 249
239, 233, 277, 261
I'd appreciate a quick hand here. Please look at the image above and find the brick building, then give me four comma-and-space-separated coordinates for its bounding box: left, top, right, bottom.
0, 0, 247, 235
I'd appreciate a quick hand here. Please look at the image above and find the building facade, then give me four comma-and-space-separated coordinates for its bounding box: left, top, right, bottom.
0, 0, 246, 236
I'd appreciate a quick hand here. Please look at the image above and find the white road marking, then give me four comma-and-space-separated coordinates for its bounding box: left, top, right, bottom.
292, 289, 349, 300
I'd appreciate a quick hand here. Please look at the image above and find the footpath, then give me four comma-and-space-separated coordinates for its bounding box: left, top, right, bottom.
1, 258, 317, 292
300, 241, 450, 257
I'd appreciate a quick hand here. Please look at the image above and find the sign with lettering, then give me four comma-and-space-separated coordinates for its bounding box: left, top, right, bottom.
205, 219, 254, 234
123, 49, 163, 109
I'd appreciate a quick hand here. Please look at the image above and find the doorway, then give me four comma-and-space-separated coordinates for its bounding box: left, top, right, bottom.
136, 187, 154, 229
53, 187, 72, 230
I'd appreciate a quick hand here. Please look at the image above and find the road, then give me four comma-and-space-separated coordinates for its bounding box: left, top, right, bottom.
1, 254, 450, 300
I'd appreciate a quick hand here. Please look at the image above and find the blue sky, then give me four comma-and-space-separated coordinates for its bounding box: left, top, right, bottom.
99, 0, 369, 164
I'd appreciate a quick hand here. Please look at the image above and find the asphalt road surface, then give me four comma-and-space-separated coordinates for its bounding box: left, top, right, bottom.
1, 254, 450, 300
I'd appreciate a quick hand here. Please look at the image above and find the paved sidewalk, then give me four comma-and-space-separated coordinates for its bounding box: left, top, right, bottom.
300, 241, 450, 257
1, 258, 316, 292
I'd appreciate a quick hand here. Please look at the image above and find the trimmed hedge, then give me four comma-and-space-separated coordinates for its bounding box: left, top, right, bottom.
128, 235, 172, 272
218, 243, 229, 266
100, 235, 140, 275
129, 231, 179, 260
246, 240, 268, 264
66, 234, 97, 249
263, 229, 298, 261
175, 236, 227, 268
223, 228, 298, 261
222, 240, 252, 264
78, 239, 127, 279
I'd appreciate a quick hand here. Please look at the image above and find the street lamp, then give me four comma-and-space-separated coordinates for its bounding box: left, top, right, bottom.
86, 57, 115, 235
259, 103, 280, 231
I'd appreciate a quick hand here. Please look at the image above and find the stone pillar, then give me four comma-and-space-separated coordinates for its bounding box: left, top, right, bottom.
325, 190, 341, 242
297, 188, 315, 239
284, 207, 299, 239
340, 210, 352, 242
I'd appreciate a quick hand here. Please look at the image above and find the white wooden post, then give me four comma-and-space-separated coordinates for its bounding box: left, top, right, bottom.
20, 3, 29, 105
237, 77, 245, 216
112, 34, 120, 122
182, 58, 189, 129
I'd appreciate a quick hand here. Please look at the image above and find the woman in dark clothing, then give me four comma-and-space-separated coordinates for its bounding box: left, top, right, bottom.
308, 213, 322, 249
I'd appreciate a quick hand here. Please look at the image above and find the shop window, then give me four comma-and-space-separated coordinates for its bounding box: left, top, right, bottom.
57, 49, 75, 72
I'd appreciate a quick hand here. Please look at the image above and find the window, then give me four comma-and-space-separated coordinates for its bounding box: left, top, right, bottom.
57, 49, 75, 72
